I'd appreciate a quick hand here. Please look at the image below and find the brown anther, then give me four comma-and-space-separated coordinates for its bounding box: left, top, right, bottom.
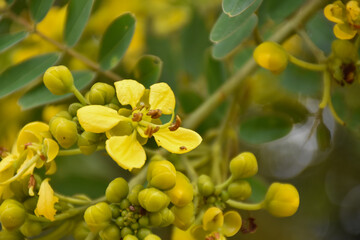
145, 126, 160, 138
341, 63, 356, 84
129, 205, 136, 212
169, 115, 181, 131
0, 147, 8, 158
40, 154, 47, 161
24, 142, 32, 149
28, 174, 36, 189
132, 112, 143, 122
144, 126, 151, 136
179, 146, 187, 151
241, 217, 257, 234
147, 109, 162, 119
152, 126, 160, 134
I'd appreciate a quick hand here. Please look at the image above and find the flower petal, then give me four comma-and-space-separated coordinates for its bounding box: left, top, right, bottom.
16, 122, 49, 152
35, 178, 59, 221
222, 211, 242, 237
0, 155, 16, 199
202, 207, 224, 231
105, 135, 146, 171
115, 80, 145, 109
77, 105, 126, 133
324, 1, 346, 24
333, 24, 357, 39
43, 138, 59, 162
45, 161, 57, 175
149, 82, 175, 114
153, 127, 202, 154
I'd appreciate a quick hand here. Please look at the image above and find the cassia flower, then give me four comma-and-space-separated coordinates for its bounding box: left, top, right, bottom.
77, 80, 202, 171
34, 178, 59, 221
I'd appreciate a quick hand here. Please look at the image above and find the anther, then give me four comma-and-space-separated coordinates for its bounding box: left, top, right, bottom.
147, 109, 162, 119
132, 112, 143, 122
24, 142, 32, 150
169, 115, 181, 131
179, 146, 187, 151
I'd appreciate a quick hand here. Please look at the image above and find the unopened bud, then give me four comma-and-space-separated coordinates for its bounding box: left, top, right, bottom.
165, 172, 193, 207
88, 83, 115, 105
253, 42, 288, 73
43, 65, 74, 95
0, 199, 26, 231
229, 152, 258, 179
106, 177, 129, 203
197, 175, 214, 197
84, 202, 112, 232
227, 180, 252, 201
50, 117, 78, 149
147, 160, 176, 190
138, 188, 170, 212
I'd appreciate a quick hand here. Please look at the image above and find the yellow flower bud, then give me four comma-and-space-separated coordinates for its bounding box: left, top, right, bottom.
171, 202, 194, 230
263, 182, 300, 217
0, 199, 26, 231
136, 228, 151, 239
138, 188, 170, 212
197, 175, 215, 197
253, 42, 288, 73
144, 234, 161, 240
68, 103, 84, 117
147, 160, 176, 190
149, 207, 174, 227
84, 202, 112, 232
124, 235, 139, 240
77, 131, 100, 155
227, 180, 252, 201
88, 82, 115, 105
202, 207, 223, 231
99, 224, 121, 240
105, 177, 129, 203
43, 65, 74, 95
229, 152, 258, 179
165, 172, 193, 207
0, 230, 23, 240
50, 117, 78, 149
20, 220, 42, 237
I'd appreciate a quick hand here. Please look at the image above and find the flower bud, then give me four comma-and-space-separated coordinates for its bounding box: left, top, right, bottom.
165, 172, 193, 207
144, 234, 161, 240
88, 83, 115, 105
73, 221, 90, 240
0, 199, 26, 231
227, 180, 252, 201
331, 39, 357, 61
50, 117, 78, 149
138, 188, 170, 212
0, 230, 23, 240
263, 182, 300, 217
138, 216, 149, 227
124, 235, 139, 240
43, 65, 74, 95
147, 160, 176, 190
68, 103, 84, 117
253, 42, 288, 73
20, 220, 42, 237
128, 184, 144, 206
171, 202, 194, 230
158, 207, 175, 227
77, 131, 100, 155
99, 224, 121, 240
84, 202, 112, 232
137, 228, 151, 239
106, 177, 129, 203
197, 175, 215, 197
121, 227, 133, 238
229, 152, 258, 179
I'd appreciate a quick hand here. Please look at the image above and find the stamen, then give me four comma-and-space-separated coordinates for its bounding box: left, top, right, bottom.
147, 109, 162, 119
144, 126, 160, 138
40, 154, 47, 161
132, 112, 143, 122
28, 174, 36, 196
169, 115, 182, 131
24, 142, 32, 149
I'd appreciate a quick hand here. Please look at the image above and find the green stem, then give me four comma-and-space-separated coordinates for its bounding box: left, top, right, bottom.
54, 193, 92, 205
182, 156, 198, 182
328, 95, 345, 126
297, 29, 326, 61
58, 146, 104, 156
183, 0, 329, 129
319, 71, 331, 109
226, 199, 264, 211
128, 164, 148, 189
211, 142, 222, 184
288, 54, 326, 71
33, 220, 75, 240
214, 175, 234, 195
71, 86, 88, 105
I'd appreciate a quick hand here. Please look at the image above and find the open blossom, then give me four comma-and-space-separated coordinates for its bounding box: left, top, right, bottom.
77, 79, 202, 171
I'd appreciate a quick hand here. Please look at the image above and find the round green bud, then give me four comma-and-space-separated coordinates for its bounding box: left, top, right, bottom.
73, 221, 90, 240
115, 216, 125, 227
128, 184, 144, 206
0, 199, 26, 231
220, 190, 230, 202
124, 235, 139, 240
144, 234, 161, 240
106, 177, 129, 203
171, 203, 194, 230
206, 196, 216, 204
131, 222, 139, 230
23, 198, 37, 212
138, 188, 170, 212
158, 207, 175, 227
99, 224, 121, 240
331, 39, 357, 62
253, 42, 288, 73
77, 131, 100, 155
229, 152, 258, 179
197, 175, 215, 197
120, 199, 131, 209
227, 180, 252, 201
263, 182, 300, 217
138, 216, 149, 227
20, 220, 42, 237
147, 160, 176, 190
0, 230, 23, 240
68, 103, 83, 117
84, 202, 112, 233
121, 227, 133, 238
165, 172, 193, 207
137, 228, 151, 240
51, 110, 72, 121
88, 82, 115, 105
50, 117, 78, 149
148, 211, 162, 227
43, 65, 74, 95
109, 204, 120, 218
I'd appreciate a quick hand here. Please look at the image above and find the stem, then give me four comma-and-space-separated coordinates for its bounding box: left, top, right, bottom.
253, 26, 263, 45
183, 0, 329, 129
58, 146, 104, 156
319, 71, 331, 109
5, 11, 122, 82
71, 86, 88, 105
182, 156, 198, 181
85, 232, 98, 240
211, 142, 222, 184
54, 193, 92, 205
288, 54, 326, 71
328, 96, 345, 126
226, 199, 264, 211
214, 175, 234, 195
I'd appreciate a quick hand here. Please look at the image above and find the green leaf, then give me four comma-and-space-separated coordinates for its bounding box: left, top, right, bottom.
248, 177, 267, 202
0, 53, 60, 98
239, 113, 293, 144
132, 55, 162, 89
29, 0, 55, 23
222, 0, 262, 17
0, 31, 28, 53
19, 71, 95, 109
98, 13, 136, 70
268, 99, 309, 124
316, 121, 331, 151
64, 0, 94, 47
211, 2, 261, 43
212, 14, 258, 59
258, 0, 304, 25
205, 49, 226, 94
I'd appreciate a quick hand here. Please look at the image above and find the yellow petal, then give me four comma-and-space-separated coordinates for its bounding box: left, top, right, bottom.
149, 82, 175, 114
35, 178, 59, 221
222, 211, 242, 237
153, 127, 202, 154
115, 79, 145, 109
43, 138, 59, 162
346, 1, 360, 22
189, 225, 207, 240
105, 121, 133, 138
77, 105, 126, 133
45, 161, 57, 175
172, 227, 196, 240
202, 207, 224, 231
16, 122, 49, 152
333, 24, 357, 39
105, 135, 146, 171
0, 155, 16, 199
324, 1, 346, 24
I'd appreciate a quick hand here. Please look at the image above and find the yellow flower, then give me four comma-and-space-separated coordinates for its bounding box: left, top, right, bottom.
191, 207, 242, 240
77, 80, 202, 171
35, 178, 59, 221
0, 155, 17, 200
324, 0, 360, 39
